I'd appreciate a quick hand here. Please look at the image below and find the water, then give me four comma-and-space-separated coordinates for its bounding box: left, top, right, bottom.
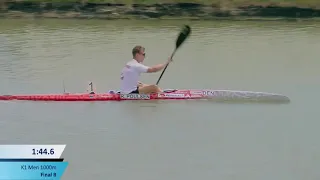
0, 19, 319, 180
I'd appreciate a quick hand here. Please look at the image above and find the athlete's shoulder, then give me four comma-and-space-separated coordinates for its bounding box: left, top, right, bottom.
126, 59, 143, 67
127, 59, 149, 73
125, 59, 137, 65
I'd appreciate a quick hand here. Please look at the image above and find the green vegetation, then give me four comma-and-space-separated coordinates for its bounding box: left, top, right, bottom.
3, 0, 320, 8
1, 0, 319, 20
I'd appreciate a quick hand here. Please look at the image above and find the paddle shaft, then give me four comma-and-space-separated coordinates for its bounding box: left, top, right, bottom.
156, 50, 176, 85
155, 25, 191, 86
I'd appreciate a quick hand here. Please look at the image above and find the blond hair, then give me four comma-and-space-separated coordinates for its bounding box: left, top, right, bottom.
132, 45, 145, 57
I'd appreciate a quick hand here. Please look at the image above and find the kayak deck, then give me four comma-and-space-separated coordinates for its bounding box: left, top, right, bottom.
0, 89, 290, 103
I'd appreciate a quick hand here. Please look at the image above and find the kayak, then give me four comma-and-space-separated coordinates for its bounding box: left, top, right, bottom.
0, 89, 290, 102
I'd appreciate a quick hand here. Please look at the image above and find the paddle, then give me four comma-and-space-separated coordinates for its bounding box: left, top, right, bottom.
156, 25, 191, 85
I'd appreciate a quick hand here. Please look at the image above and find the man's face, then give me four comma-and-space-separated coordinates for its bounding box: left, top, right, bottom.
136, 50, 145, 63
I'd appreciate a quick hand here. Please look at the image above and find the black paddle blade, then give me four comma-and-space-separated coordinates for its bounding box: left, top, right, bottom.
155, 25, 191, 85
175, 25, 191, 49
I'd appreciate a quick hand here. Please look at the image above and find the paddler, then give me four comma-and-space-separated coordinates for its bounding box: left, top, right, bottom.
120, 45, 172, 94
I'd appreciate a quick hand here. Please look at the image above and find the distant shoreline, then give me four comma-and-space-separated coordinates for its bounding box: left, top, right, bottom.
1, 1, 320, 21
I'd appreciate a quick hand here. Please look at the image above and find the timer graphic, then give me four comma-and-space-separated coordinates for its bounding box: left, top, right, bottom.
0, 145, 68, 179
32, 148, 55, 155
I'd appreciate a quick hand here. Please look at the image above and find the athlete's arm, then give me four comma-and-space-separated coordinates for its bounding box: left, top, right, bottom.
136, 57, 172, 73
146, 63, 166, 73
146, 58, 172, 73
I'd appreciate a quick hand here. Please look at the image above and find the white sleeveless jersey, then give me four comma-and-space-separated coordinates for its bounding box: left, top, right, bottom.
120, 59, 149, 93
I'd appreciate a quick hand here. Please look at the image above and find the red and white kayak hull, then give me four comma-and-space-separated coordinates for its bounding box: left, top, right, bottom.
0, 89, 290, 102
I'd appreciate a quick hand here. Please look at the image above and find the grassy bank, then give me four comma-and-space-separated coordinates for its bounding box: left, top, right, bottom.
1, 0, 320, 20
3, 0, 320, 7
